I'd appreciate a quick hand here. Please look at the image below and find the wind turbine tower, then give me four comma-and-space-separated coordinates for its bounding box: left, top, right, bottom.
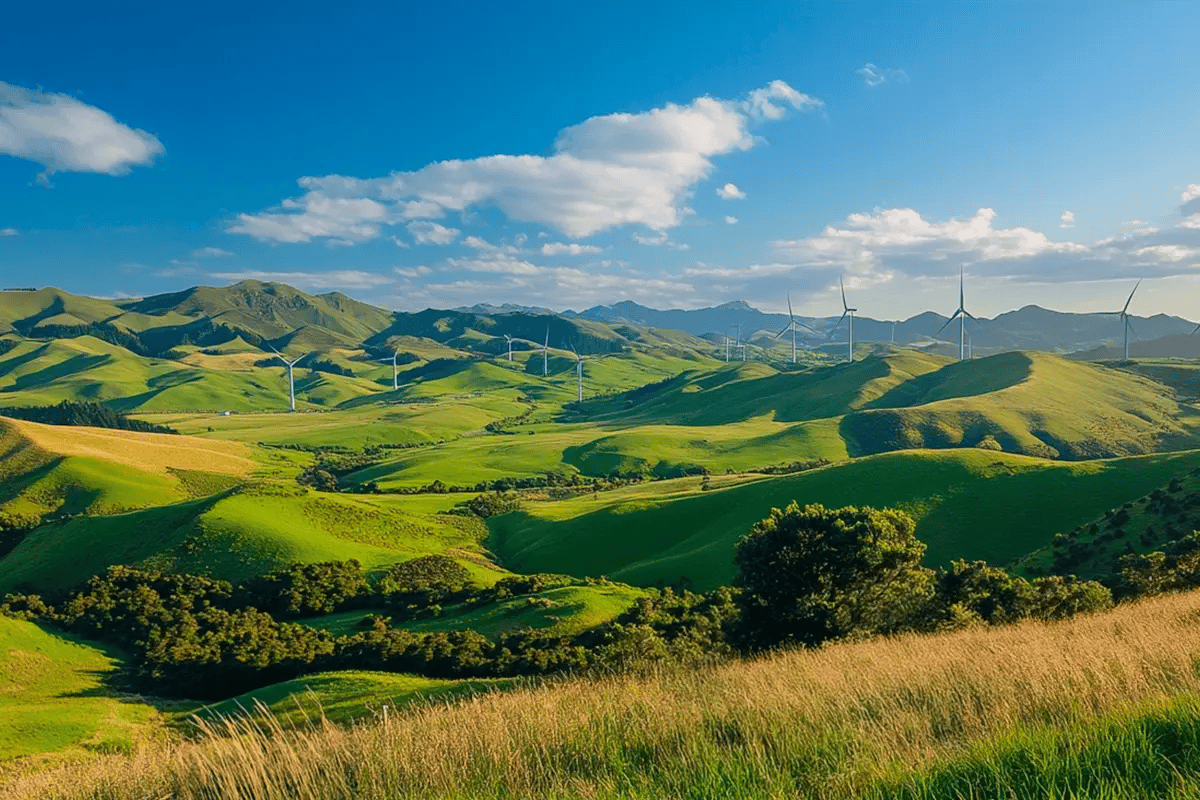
543, 326, 549, 376
935, 267, 975, 361
1115, 279, 1141, 361
503, 334, 514, 362
379, 345, 402, 390
833, 276, 858, 363
774, 292, 818, 364
269, 346, 309, 412
570, 346, 586, 402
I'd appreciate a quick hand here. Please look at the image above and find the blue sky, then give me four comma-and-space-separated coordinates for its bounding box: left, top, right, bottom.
2, 1, 1200, 320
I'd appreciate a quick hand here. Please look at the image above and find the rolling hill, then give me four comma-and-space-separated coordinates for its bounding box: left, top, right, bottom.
488, 448, 1200, 589
0, 483, 505, 594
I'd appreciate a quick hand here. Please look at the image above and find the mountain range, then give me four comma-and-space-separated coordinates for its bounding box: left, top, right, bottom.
1, 282, 1198, 360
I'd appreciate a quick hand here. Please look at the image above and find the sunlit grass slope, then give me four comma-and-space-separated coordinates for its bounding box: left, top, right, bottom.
0, 485, 504, 594
843, 351, 1193, 458
595, 347, 950, 425
490, 448, 1200, 589
20, 587, 1200, 799
300, 582, 650, 640
0, 419, 252, 523
199, 672, 514, 728
0, 616, 166, 764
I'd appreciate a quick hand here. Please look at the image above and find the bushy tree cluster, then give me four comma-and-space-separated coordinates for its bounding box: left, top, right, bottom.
0, 400, 177, 434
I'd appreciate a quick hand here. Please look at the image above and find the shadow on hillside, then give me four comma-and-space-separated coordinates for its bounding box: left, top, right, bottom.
864, 351, 1033, 410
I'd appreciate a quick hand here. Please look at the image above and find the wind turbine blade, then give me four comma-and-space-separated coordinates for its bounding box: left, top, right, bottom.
964, 309, 977, 320
1122, 279, 1142, 314
787, 292, 794, 322
773, 323, 791, 340
935, 311, 961, 336
831, 310, 848, 334
840, 276, 848, 311
959, 266, 965, 308
1192, 322, 1200, 337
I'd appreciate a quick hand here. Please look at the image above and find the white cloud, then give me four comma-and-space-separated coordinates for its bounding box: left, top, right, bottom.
1183, 185, 1200, 204
743, 80, 824, 121
716, 182, 745, 200
541, 242, 602, 255
0, 227, 17, 236
446, 255, 541, 275
857, 63, 910, 87
1135, 245, 1198, 262
393, 265, 432, 278
0, 82, 163, 185
407, 220, 460, 245
724, 216, 738, 225
230, 81, 822, 244
633, 230, 690, 250
464, 235, 520, 254
230, 195, 390, 244
1060, 210, 1075, 229
208, 270, 395, 290
192, 246, 233, 258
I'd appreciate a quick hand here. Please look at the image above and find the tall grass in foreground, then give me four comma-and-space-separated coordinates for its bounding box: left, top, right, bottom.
14, 589, 1200, 799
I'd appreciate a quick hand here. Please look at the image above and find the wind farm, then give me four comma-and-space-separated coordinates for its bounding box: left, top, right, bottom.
9, 4, 1200, 797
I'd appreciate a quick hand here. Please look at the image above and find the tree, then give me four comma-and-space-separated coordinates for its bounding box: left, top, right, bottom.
733, 503, 933, 650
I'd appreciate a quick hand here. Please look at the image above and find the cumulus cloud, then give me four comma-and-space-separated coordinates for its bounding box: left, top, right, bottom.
192, 246, 233, 258
857, 64, 910, 87
633, 230, 690, 250
230, 81, 822, 244
725, 216, 738, 225
1182, 184, 1200, 217
393, 265, 432, 278
1060, 210, 1075, 229
0, 82, 163, 185
407, 221, 460, 245
541, 242, 602, 255
0, 227, 17, 236
446, 254, 541, 275
464, 235, 520, 254
208, 270, 395, 290
716, 182, 745, 200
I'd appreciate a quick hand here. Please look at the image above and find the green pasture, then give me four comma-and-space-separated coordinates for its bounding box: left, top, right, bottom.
299, 582, 649, 639
0, 616, 167, 762
197, 671, 515, 728
0, 486, 506, 594
489, 448, 1200, 589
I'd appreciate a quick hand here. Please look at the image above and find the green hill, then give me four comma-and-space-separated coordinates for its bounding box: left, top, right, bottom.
842, 351, 1192, 459
488, 448, 1200, 590
0, 417, 253, 525
0, 483, 504, 594
0, 616, 167, 761
199, 671, 513, 728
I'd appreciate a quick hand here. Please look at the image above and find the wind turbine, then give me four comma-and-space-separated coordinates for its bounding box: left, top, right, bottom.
570, 345, 586, 402
1113, 279, 1141, 361
503, 334, 514, 362
378, 345, 402, 390
268, 346, 310, 412
935, 267, 974, 361
773, 292, 818, 364
724, 336, 730, 362
543, 326, 549, 376
832, 276, 857, 363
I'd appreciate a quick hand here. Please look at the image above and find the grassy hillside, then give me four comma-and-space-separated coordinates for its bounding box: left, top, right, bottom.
1015, 466, 1200, 580
0, 484, 505, 594
490, 448, 1200, 589
20, 587, 1200, 799
842, 351, 1192, 458
0, 418, 253, 524
0, 617, 167, 763
198, 671, 514, 728
299, 582, 650, 640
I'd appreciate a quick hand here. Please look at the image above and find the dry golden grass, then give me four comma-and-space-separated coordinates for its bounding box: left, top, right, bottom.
4, 418, 257, 476
13, 588, 1200, 799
